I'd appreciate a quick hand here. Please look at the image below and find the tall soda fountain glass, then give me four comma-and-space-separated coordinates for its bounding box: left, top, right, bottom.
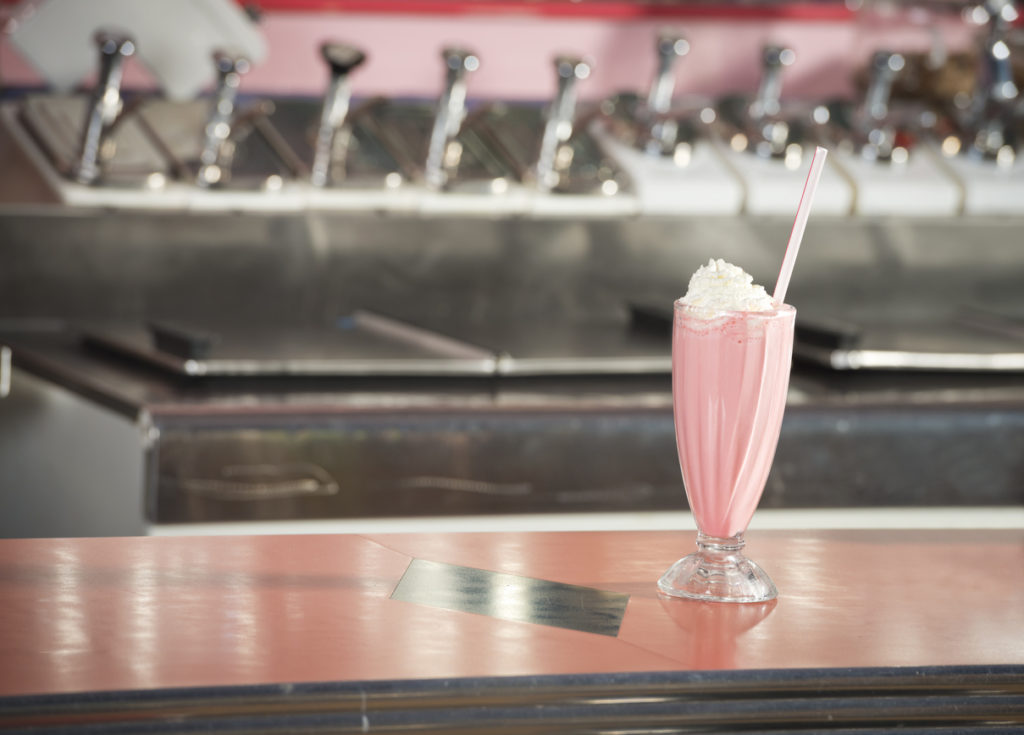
659, 146, 828, 602
657, 300, 796, 603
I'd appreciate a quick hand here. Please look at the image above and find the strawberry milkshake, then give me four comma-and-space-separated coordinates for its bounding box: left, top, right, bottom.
658, 258, 795, 603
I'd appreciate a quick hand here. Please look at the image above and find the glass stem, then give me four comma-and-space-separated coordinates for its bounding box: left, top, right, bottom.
696, 532, 747, 564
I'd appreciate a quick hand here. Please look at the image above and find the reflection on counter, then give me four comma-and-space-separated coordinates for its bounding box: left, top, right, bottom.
391, 558, 630, 636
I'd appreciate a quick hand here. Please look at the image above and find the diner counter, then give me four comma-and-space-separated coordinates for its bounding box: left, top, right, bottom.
1, 529, 1023, 731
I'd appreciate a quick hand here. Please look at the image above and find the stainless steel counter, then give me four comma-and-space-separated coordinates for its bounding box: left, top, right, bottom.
2, 209, 1023, 535
2, 209, 1023, 323
3, 322, 1023, 532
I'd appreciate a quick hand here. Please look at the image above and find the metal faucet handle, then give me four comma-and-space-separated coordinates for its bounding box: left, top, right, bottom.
750, 44, 795, 120
551, 55, 591, 128
655, 30, 690, 60
92, 31, 136, 127
442, 47, 480, 75
424, 46, 480, 189
212, 49, 251, 78
554, 55, 591, 84
979, 35, 1019, 104
648, 31, 689, 116
438, 46, 480, 137
311, 41, 367, 187
851, 51, 908, 162
862, 51, 905, 124
95, 30, 136, 63
197, 49, 251, 187
762, 44, 796, 67
322, 41, 367, 77
969, 32, 1019, 159
869, 50, 905, 77
535, 54, 591, 191
73, 29, 136, 184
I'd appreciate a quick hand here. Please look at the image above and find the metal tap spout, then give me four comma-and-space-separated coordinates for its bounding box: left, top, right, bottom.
861, 51, 905, 126
857, 51, 906, 161
535, 55, 591, 192
749, 45, 795, 121
310, 42, 367, 187
73, 30, 136, 185
644, 31, 689, 155
969, 0, 1019, 160
647, 31, 689, 117
424, 47, 479, 190
197, 50, 251, 188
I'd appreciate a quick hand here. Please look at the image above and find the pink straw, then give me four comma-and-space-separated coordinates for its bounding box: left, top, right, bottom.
773, 145, 828, 305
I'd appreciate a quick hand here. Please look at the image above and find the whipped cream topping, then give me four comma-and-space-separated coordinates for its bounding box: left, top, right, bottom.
681, 258, 775, 317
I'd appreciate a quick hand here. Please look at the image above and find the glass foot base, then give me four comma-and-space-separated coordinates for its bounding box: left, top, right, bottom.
658, 533, 777, 603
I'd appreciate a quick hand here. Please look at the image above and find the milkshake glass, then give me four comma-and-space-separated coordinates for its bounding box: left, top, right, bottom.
658, 300, 795, 603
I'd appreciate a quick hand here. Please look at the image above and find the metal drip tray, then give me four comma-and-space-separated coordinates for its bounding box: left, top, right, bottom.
413, 319, 671, 375
629, 303, 1024, 372
79, 312, 675, 379
81, 311, 496, 377
795, 311, 1024, 371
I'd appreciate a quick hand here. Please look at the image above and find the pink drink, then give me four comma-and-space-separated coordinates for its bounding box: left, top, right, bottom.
672, 301, 795, 541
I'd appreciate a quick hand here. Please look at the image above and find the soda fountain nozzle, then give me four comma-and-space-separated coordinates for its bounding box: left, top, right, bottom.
749, 45, 795, 121
196, 50, 251, 187
310, 42, 367, 187
647, 31, 689, 117
424, 47, 479, 190
535, 55, 591, 191
73, 30, 136, 185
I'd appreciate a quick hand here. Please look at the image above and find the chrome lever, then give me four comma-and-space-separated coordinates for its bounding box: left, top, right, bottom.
535, 55, 591, 191
73, 30, 135, 185
197, 50, 251, 187
857, 51, 906, 161
310, 41, 367, 187
861, 51, 905, 126
424, 47, 479, 190
647, 31, 689, 116
645, 31, 689, 154
972, 36, 1019, 159
969, 0, 1019, 160
749, 44, 795, 121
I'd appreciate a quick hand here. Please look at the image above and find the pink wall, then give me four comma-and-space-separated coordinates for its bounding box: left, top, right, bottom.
2, 9, 977, 102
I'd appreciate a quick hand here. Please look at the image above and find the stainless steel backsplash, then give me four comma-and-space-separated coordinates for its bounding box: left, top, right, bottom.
2, 209, 1022, 327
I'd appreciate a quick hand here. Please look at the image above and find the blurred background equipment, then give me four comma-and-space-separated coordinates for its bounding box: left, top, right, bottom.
1, 0, 1023, 537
